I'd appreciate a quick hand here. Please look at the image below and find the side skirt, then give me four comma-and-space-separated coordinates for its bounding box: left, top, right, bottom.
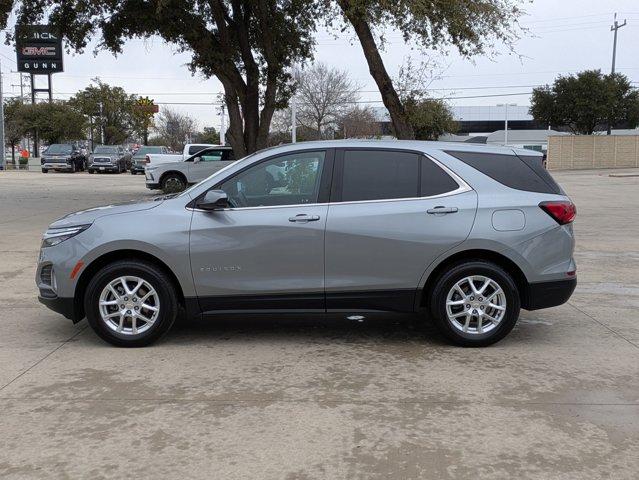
193, 289, 417, 316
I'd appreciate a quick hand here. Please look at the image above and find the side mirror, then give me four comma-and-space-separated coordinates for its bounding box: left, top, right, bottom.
196, 190, 229, 210
193, 156, 201, 163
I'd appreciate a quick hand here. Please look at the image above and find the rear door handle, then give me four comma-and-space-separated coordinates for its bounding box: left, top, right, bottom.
289, 214, 321, 223
427, 206, 459, 215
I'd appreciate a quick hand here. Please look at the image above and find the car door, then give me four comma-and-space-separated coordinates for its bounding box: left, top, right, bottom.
324, 148, 477, 312
187, 149, 231, 183
189, 149, 334, 313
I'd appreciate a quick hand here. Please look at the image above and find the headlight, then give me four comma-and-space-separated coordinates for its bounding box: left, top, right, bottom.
42, 224, 91, 248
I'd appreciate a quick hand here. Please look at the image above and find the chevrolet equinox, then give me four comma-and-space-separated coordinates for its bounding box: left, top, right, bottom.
37, 141, 577, 347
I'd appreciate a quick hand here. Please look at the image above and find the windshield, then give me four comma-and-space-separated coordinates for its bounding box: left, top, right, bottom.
135, 146, 163, 156
94, 146, 119, 154
45, 144, 73, 154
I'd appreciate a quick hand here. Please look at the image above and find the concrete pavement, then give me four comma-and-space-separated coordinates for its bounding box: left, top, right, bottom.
0, 169, 637, 479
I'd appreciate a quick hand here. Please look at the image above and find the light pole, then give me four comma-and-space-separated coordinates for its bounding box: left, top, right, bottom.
497, 103, 517, 146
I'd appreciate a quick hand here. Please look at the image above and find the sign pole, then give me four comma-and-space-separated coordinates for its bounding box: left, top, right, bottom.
0, 60, 6, 170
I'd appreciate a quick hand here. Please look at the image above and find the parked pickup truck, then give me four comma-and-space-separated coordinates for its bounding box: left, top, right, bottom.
145, 146, 236, 192
144, 143, 219, 167
130, 145, 170, 174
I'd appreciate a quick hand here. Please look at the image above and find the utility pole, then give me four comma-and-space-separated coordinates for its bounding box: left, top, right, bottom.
608, 13, 627, 135
219, 104, 226, 146
291, 96, 297, 143
0, 60, 5, 170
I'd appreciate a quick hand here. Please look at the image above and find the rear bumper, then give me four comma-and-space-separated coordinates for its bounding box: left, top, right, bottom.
522, 278, 577, 310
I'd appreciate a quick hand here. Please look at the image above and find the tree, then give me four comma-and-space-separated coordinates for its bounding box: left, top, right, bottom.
332, 0, 524, 139
133, 97, 158, 145
338, 106, 380, 138
0, 1, 319, 156
193, 127, 221, 145
530, 70, 639, 135
395, 59, 457, 140
19, 101, 87, 145
68, 80, 139, 145
293, 63, 360, 139
154, 108, 196, 151
4, 98, 27, 162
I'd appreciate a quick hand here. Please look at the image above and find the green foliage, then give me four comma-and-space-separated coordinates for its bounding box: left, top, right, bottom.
4, 100, 86, 145
403, 98, 457, 140
193, 127, 221, 145
68, 80, 139, 145
530, 70, 639, 135
0, 0, 320, 155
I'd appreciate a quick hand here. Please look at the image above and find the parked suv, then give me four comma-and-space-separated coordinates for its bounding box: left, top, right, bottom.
37, 141, 576, 347
41, 144, 87, 173
145, 146, 235, 192
88, 145, 131, 174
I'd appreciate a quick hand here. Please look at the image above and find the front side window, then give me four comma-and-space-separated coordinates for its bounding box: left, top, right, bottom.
218, 151, 325, 208
341, 150, 419, 202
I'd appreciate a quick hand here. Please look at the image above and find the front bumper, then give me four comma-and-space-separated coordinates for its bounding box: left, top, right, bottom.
38, 291, 77, 321
89, 164, 118, 172
43, 163, 73, 171
522, 278, 577, 310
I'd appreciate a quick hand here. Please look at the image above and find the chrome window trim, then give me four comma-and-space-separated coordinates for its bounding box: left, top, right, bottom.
188, 150, 473, 212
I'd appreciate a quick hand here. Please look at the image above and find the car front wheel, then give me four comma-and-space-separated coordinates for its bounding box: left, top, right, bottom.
161, 173, 187, 192
430, 260, 520, 347
84, 260, 178, 347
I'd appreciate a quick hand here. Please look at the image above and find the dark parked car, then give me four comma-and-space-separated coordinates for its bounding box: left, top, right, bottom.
41, 144, 87, 173
130, 145, 170, 174
88, 145, 132, 174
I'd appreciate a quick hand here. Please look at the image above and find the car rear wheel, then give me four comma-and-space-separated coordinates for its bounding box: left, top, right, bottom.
161, 173, 187, 193
429, 260, 520, 347
41, 168, 47, 173
84, 260, 178, 347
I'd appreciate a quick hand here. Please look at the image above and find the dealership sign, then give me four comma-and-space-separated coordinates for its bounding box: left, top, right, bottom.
15, 25, 63, 73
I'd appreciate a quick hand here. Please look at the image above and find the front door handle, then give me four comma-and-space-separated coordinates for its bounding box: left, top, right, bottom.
427, 206, 459, 215
289, 214, 321, 223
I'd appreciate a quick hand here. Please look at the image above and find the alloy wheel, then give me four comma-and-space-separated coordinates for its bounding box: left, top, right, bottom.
445, 275, 507, 335
98, 276, 160, 335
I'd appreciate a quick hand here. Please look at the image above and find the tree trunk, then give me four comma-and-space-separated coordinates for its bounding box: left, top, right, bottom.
339, 1, 414, 140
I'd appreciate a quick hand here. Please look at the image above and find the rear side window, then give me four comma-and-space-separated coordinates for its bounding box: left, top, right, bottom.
188, 145, 208, 155
445, 150, 560, 194
421, 157, 459, 196
517, 154, 563, 195
341, 150, 419, 201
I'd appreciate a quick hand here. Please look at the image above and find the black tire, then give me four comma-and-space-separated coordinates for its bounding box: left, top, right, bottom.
161, 172, 187, 193
70, 162, 76, 173
429, 260, 520, 347
42, 168, 47, 173
88, 169, 94, 174
84, 259, 179, 347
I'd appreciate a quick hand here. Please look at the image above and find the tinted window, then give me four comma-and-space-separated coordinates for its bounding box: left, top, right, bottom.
45, 144, 72, 154
445, 150, 559, 194
341, 150, 418, 201
188, 145, 209, 155
517, 154, 563, 195
218, 151, 325, 208
421, 157, 459, 196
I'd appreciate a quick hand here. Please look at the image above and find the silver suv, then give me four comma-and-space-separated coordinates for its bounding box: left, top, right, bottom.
36, 141, 577, 347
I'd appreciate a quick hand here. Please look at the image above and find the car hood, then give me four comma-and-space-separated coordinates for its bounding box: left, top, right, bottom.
49, 199, 164, 228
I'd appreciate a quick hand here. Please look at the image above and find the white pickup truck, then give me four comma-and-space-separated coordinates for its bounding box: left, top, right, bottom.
144, 143, 220, 167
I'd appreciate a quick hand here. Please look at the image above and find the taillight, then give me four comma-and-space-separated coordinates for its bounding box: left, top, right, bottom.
144, 155, 150, 164
539, 200, 576, 225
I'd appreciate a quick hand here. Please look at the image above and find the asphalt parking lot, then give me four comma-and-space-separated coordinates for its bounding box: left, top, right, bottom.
1, 169, 638, 479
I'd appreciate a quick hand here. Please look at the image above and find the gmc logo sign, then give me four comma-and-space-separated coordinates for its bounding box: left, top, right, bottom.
21, 46, 56, 56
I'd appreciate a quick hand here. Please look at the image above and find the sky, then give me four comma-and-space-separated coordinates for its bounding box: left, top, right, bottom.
1, 0, 638, 133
